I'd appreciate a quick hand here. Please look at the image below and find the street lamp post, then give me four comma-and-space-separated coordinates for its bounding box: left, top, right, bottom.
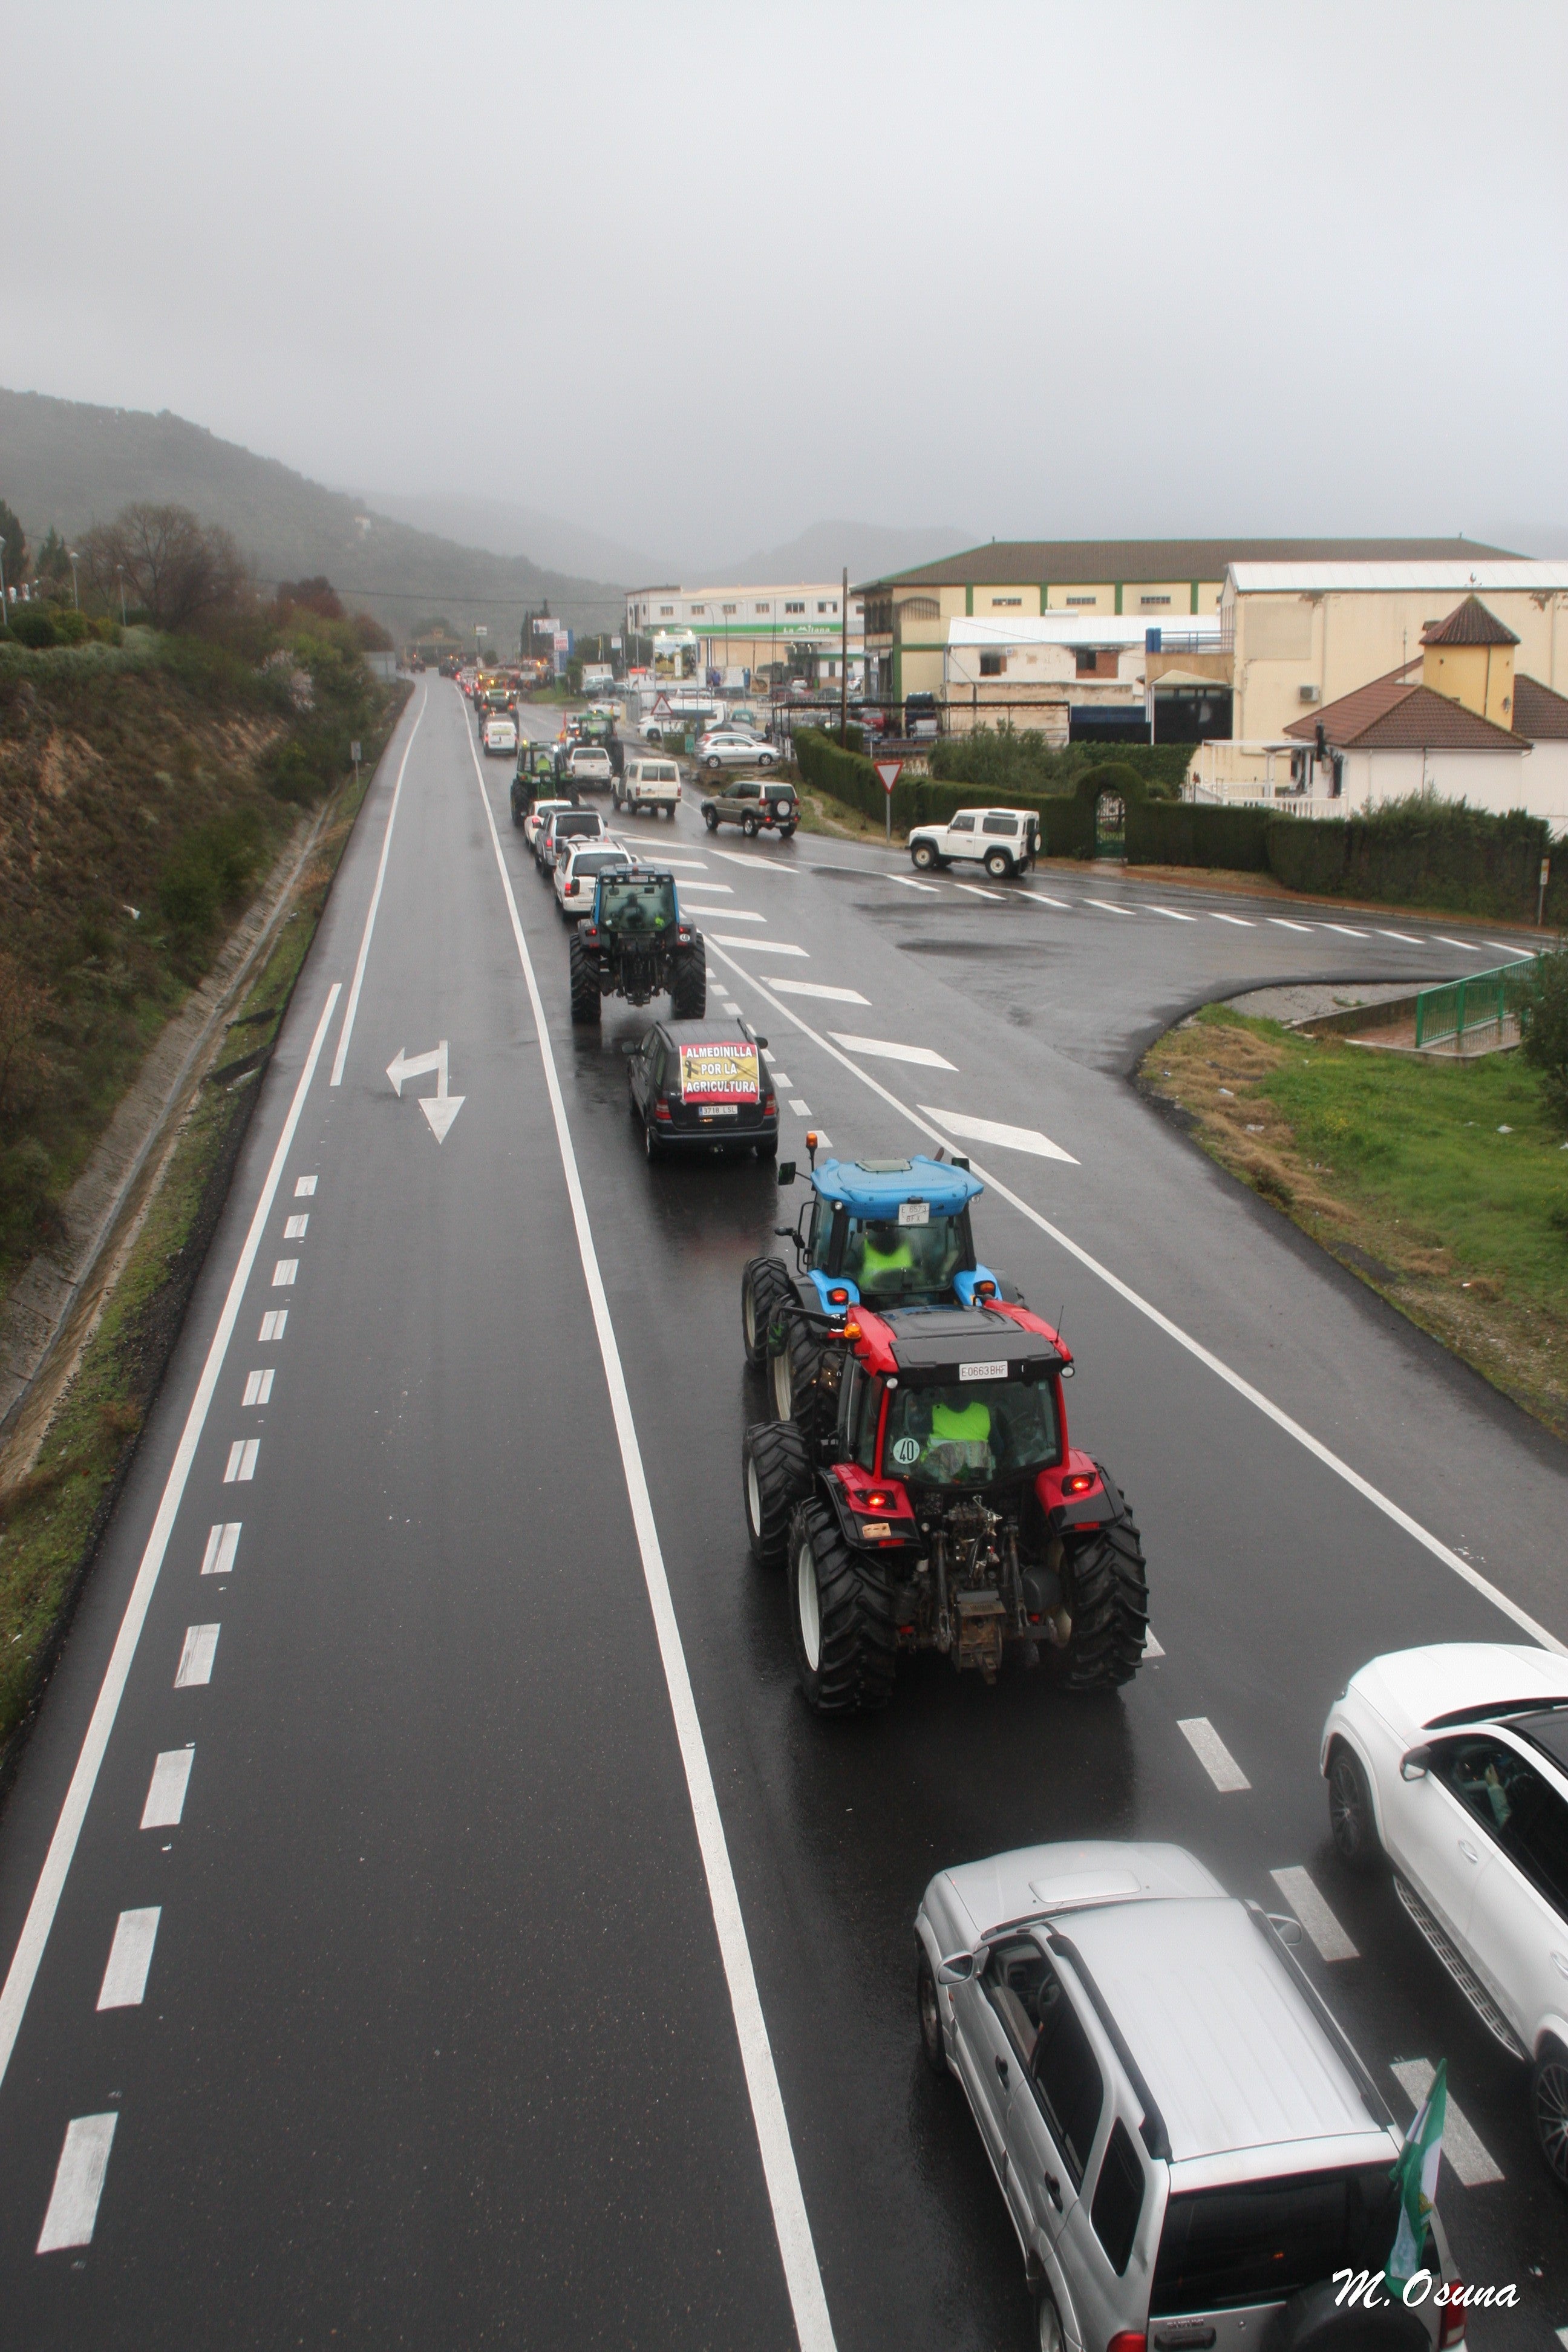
68, 550, 79, 609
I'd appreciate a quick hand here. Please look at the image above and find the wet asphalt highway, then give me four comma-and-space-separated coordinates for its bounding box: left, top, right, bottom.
1, 683, 1564, 2348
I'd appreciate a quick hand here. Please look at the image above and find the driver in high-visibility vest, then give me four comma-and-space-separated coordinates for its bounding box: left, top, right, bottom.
855, 1223, 914, 1292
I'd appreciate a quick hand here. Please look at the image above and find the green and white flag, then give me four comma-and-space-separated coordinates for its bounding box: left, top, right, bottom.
1388, 2057, 1447, 2293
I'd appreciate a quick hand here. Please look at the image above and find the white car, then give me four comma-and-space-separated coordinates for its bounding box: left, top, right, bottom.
909, 806, 1039, 880
614, 757, 682, 819
482, 716, 518, 756
1322, 1642, 1568, 2187
696, 728, 778, 772
554, 838, 633, 919
523, 797, 574, 851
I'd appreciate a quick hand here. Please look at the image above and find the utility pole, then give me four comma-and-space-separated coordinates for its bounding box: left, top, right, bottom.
116, 564, 126, 627
840, 565, 849, 745
68, 549, 79, 609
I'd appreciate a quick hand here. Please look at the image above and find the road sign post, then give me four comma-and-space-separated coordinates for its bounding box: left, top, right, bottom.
874, 759, 903, 842
1541, 857, 1551, 928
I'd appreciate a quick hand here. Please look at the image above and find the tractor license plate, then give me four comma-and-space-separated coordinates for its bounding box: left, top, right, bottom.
898, 1201, 930, 1226
960, 1359, 1007, 1382
700, 1105, 739, 1119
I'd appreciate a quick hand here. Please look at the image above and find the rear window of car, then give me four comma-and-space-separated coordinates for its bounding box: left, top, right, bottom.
653, 763, 678, 781
557, 813, 602, 835
572, 850, 630, 874
1152, 2167, 1401, 2316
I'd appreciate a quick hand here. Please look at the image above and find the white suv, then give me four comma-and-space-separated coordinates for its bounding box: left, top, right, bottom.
1322, 1641, 1568, 2189
909, 806, 1039, 879
918, 1840, 1463, 2351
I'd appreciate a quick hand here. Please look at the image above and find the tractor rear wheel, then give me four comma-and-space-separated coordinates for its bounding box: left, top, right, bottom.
1062, 1489, 1148, 1690
670, 941, 707, 1019
770, 1312, 829, 1441
569, 933, 602, 1025
741, 1255, 794, 1368
789, 1499, 896, 1714
742, 1421, 813, 1567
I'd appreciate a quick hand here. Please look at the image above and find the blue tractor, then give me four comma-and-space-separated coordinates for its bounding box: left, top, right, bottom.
741, 1146, 1023, 1440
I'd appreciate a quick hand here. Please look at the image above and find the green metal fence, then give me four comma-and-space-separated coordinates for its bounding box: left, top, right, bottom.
1413, 956, 1539, 1051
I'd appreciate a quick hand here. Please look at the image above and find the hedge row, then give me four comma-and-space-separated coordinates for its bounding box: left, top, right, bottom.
1264, 801, 1567, 926
794, 730, 1124, 856
1126, 801, 1271, 871
929, 730, 1192, 797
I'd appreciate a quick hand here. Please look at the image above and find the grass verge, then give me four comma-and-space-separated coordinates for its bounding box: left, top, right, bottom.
0, 696, 406, 1774
1140, 1006, 1568, 1440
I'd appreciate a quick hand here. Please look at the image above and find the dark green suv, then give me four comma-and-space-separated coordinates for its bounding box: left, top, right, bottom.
701, 776, 799, 838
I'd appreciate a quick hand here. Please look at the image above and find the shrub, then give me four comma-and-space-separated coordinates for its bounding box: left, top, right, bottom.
8, 606, 60, 648
1520, 945, 1568, 1128
50, 607, 93, 645
156, 810, 264, 936
1267, 797, 1566, 923
1129, 801, 1272, 870
1267, 815, 1348, 895
267, 742, 326, 805
930, 727, 1190, 799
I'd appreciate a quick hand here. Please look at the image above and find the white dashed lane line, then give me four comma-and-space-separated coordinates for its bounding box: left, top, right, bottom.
241, 1369, 273, 1406
713, 937, 808, 955
1148, 905, 1198, 923
1084, 898, 1137, 918
953, 882, 1006, 901
1143, 1628, 1165, 1658
200, 1522, 241, 1576
919, 1107, 1078, 1165
1269, 917, 1313, 933
770, 980, 870, 1005
829, 1034, 957, 1070
710, 910, 766, 922
890, 875, 940, 893
1210, 912, 1255, 927
1177, 1716, 1251, 1792
789, 1099, 811, 1115
95, 1907, 161, 2011
293, 1174, 316, 1197
36, 2114, 117, 2253
174, 1624, 220, 1689
1390, 2059, 1504, 2187
1376, 929, 1422, 944
259, 1309, 287, 1341
673, 880, 734, 893
721, 999, 742, 1014
283, 1214, 309, 1239
708, 848, 799, 874
1269, 1866, 1359, 1961
223, 1439, 258, 1484
272, 1259, 297, 1287
658, 858, 710, 870
139, 1749, 194, 1830
1436, 936, 1481, 952
1321, 923, 1370, 938
1021, 892, 1073, 909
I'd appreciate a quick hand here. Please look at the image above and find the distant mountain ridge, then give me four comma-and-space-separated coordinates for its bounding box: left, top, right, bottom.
0, 388, 624, 640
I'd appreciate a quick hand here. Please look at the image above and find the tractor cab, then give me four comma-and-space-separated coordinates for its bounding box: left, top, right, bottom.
777, 1154, 1004, 1314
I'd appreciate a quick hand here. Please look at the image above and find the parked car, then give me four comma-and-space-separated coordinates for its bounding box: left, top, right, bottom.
564, 743, 614, 791
905, 691, 940, 737
537, 805, 607, 873
701, 776, 799, 838
918, 1838, 1465, 2351
626, 1016, 777, 1161
555, 838, 633, 920
697, 728, 779, 772
482, 715, 518, 757
614, 756, 683, 820
908, 807, 1039, 880
1322, 1641, 1568, 2189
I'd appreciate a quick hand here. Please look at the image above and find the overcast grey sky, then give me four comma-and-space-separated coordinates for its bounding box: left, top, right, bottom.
6, 0, 1566, 567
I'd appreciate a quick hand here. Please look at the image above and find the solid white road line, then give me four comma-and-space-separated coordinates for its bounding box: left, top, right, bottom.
223, 1439, 258, 1483
139, 1749, 195, 1831
272, 1259, 297, 1287
1084, 898, 1136, 917
706, 939, 1565, 1656
283, 1213, 309, 1238
293, 1175, 317, 1196
96, 1907, 162, 2010
713, 936, 808, 955
1021, 892, 1073, 909
258, 1310, 287, 1342
0, 983, 341, 2096
174, 1624, 220, 1688
1178, 1717, 1252, 1792
1390, 2060, 1503, 2187
1143, 1628, 1165, 1659
1148, 906, 1198, 923
200, 1522, 241, 1576
829, 1033, 956, 1070
1436, 936, 1480, 951
241, 1369, 273, 1406
1376, 929, 1423, 945
769, 981, 870, 1005
1210, 912, 1255, 927
1269, 918, 1313, 933
468, 736, 837, 2350
1269, 1866, 1359, 1961
36, 2114, 117, 2252
330, 686, 426, 1086
890, 875, 939, 893
919, 1106, 1079, 1165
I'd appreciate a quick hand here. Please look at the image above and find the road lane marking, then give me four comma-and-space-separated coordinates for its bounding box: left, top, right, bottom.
469, 733, 838, 2352
1485, 940, 1523, 956
140, 1749, 195, 1830
919, 1106, 1078, 1165
1436, 936, 1481, 951
200, 1523, 241, 1576
1269, 917, 1313, 933
789, 1099, 811, 1114
890, 875, 940, 892
713, 936, 808, 955
1143, 1628, 1165, 1658
672, 880, 734, 892
708, 848, 799, 874
1210, 912, 1255, 927
174, 1624, 220, 1687
769, 981, 870, 1005
1021, 892, 1073, 908
953, 882, 1006, 900
223, 1439, 259, 1483
283, 1213, 309, 1238
829, 1034, 956, 1069
0, 982, 341, 2097
769, 1074, 792, 1088
1390, 2059, 1503, 2187
1322, 923, 1370, 938
707, 939, 1566, 1658
272, 1259, 297, 1287
1085, 899, 1136, 916
258, 1310, 287, 1341
1178, 1717, 1251, 1791
658, 858, 710, 870
1376, 929, 1423, 944
96, 1908, 162, 2010
1148, 906, 1198, 922
709, 909, 766, 922
1269, 1866, 1358, 1961
36, 2114, 117, 2252
293, 1175, 316, 1196
330, 686, 426, 1086
721, 1000, 742, 1014
241, 1370, 273, 1406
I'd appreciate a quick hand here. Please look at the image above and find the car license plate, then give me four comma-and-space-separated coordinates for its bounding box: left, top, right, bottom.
898, 1200, 930, 1226
701, 1105, 739, 1119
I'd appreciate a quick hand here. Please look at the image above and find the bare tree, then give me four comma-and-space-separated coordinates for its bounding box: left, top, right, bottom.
80, 504, 249, 632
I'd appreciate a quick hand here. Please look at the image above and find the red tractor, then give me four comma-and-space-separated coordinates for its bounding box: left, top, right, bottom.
742, 1296, 1148, 1716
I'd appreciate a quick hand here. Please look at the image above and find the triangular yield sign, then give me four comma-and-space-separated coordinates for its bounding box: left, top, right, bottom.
874, 760, 903, 794
420, 1094, 465, 1143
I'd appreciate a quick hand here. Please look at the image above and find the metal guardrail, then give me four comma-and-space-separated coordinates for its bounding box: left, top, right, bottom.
1413, 956, 1538, 1050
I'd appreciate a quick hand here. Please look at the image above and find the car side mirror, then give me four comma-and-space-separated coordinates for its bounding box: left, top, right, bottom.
1400, 1745, 1433, 1782
936, 1947, 987, 1986
777, 1161, 796, 1186
1265, 1913, 1304, 1947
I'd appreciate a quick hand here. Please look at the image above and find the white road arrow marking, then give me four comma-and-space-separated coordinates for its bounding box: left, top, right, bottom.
387, 1039, 465, 1143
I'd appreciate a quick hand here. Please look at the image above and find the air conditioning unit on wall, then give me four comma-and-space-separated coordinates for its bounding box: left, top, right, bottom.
1298, 683, 1321, 703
